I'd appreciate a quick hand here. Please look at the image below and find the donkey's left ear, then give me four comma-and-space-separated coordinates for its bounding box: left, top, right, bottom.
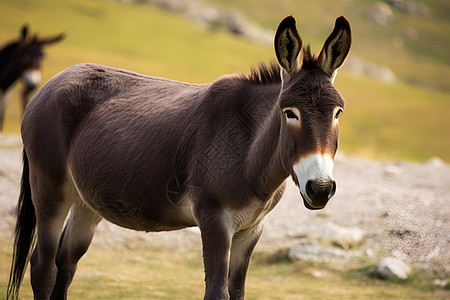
317, 16, 351, 82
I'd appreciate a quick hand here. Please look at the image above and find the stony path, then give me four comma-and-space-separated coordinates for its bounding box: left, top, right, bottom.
1, 133, 449, 276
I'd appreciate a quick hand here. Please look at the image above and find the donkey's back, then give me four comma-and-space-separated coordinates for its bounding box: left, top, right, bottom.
24, 63, 206, 146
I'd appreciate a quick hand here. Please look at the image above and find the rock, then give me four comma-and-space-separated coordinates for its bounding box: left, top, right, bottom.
319, 222, 364, 249
217, 10, 273, 44
344, 57, 397, 83
377, 257, 411, 279
365, 248, 375, 257
139, 0, 273, 44
287, 239, 346, 261
384, 0, 430, 16
405, 27, 418, 40
391, 249, 408, 260
425, 157, 446, 168
311, 270, 325, 278
433, 279, 448, 289
384, 164, 401, 177
369, 2, 394, 25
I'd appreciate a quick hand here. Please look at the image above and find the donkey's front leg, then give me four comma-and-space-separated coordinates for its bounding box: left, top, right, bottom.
0, 91, 6, 131
228, 223, 263, 300
198, 208, 233, 300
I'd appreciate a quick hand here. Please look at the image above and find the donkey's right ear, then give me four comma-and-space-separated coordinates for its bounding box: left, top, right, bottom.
274, 16, 303, 82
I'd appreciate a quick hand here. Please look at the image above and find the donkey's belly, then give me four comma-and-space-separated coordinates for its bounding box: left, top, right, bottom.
81, 188, 197, 232
69, 166, 198, 232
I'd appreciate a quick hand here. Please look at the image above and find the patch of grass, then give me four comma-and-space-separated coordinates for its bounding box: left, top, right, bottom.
1, 238, 448, 299
337, 73, 450, 162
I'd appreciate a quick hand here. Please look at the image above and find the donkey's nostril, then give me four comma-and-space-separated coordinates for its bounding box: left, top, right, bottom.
305, 180, 315, 200
329, 180, 337, 198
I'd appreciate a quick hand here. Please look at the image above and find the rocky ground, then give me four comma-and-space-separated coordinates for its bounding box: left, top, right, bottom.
1, 133, 449, 277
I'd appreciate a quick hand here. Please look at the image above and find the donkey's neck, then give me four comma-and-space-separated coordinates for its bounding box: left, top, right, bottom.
245, 91, 289, 200
0, 44, 21, 90
0, 62, 23, 91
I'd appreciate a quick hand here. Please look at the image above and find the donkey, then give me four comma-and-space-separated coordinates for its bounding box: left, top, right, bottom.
0, 24, 64, 131
7, 15, 351, 300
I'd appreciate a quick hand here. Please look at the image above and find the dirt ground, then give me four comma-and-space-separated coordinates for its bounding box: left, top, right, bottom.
1, 133, 449, 276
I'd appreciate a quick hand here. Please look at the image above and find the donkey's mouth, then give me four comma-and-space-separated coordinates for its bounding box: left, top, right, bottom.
300, 193, 326, 210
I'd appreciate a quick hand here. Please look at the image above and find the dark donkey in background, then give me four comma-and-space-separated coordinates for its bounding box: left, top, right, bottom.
7, 15, 351, 300
0, 24, 64, 131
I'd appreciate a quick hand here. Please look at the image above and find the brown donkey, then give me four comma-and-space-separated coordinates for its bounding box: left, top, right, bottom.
7, 15, 351, 300
0, 24, 64, 131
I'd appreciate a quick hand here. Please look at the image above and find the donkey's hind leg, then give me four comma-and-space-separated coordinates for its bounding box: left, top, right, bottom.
50, 199, 101, 300
29, 176, 73, 300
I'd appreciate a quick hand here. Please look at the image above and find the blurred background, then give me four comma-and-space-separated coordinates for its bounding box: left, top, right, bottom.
1, 1, 450, 299
0, 0, 449, 161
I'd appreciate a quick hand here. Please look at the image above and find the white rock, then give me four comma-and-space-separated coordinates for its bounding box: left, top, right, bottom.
319, 222, 364, 248
391, 249, 407, 260
384, 164, 401, 177
377, 257, 411, 279
385, 0, 430, 16
288, 240, 346, 261
425, 157, 446, 168
365, 248, 375, 257
344, 57, 397, 83
369, 2, 394, 25
433, 279, 448, 289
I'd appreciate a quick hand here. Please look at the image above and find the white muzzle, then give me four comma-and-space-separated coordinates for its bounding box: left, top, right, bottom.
293, 153, 336, 209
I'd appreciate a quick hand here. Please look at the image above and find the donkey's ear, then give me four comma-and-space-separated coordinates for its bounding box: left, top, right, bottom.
20, 24, 29, 42
274, 15, 303, 81
317, 16, 351, 82
38, 33, 65, 46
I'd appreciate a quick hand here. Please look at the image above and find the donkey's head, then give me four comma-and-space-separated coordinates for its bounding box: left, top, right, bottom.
275, 16, 351, 210
0, 24, 64, 91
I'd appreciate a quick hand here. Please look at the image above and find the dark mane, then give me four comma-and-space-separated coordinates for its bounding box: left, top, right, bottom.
243, 62, 281, 85
242, 45, 319, 85
301, 45, 320, 70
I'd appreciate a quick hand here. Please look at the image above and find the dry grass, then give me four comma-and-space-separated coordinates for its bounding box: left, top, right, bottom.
1, 238, 447, 299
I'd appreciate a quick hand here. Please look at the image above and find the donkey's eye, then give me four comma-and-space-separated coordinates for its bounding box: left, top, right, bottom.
284, 109, 299, 120
335, 108, 343, 119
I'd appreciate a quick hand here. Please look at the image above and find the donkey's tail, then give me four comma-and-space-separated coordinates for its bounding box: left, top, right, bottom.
6, 150, 36, 300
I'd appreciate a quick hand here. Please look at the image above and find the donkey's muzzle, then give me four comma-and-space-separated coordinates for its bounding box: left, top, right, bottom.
304, 179, 336, 209
22, 69, 41, 90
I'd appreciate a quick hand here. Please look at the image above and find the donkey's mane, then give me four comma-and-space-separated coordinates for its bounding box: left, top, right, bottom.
242, 46, 319, 85
301, 45, 320, 70
244, 62, 281, 85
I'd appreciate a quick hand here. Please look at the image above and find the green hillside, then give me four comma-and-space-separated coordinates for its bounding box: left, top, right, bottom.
209, 0, 450, 91
0, 0, 449, 162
